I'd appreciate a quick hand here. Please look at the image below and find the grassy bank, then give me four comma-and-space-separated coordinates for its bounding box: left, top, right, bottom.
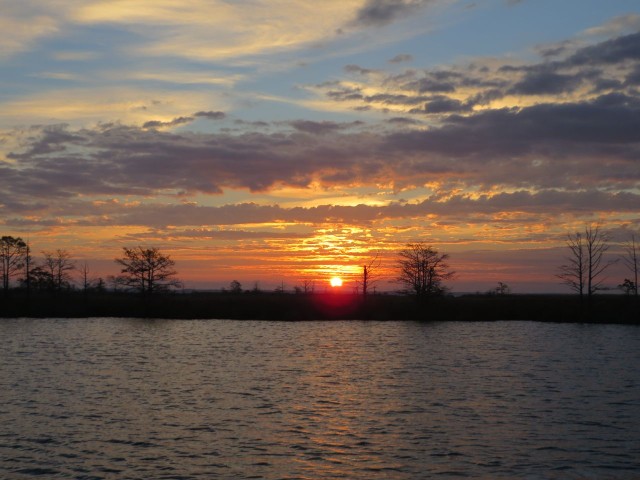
1, 291, 638, 323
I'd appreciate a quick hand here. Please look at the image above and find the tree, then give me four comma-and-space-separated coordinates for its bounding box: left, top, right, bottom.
229, 280, 242, 294
1, 236, 28, 294
80, 261, 98, 292
358, 253, 381, 296
396, 243, 455, 297
622, 233, 639, 296
619, 279, 636, 296
556, 225, 615, 301
114, 247, 181, 294
487, 282, 511, 295
301, 279, 315, 294
556, 231, 586, 297
41, 249, 76, 291
23, 240, 32, 297
26, 266, 54, 291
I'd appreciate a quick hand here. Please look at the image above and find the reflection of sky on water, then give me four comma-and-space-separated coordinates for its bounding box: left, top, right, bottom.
1, 319, 639, 478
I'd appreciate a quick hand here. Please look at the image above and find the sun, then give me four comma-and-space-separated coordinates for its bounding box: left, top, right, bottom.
329, 276, 343, 287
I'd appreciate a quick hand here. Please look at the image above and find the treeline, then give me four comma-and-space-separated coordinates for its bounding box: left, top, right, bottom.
0, 237, 180, 296
1, 225, 639, 304
0, 289, 638, 323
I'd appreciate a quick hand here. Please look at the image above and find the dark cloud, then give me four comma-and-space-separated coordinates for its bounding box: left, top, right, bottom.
344, 64, 376, 75
509, 71, 585, 95
389, 54, 413, 63
194, 111, 226, 120
566, 31, 640, 67
390, 95, 640, 165
317, 31, 640, 118
422, 96, 473, 113
386, 116, 421, 125
351, 0, 433, 27
625, 64, 640, 86
288, 120, 344, 134
142, 111, 226, 129
3, 90, 639, 216
4, 189, 638, 229
405, 73, 459, 93
536, 41, 572, 59
143, 116, 194, 129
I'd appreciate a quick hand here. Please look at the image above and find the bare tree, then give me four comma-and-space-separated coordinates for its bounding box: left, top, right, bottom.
115, 247, 181, 294
79, 261, 94, 292
622, 233, 639, 296
42, 249, 76, 291
557, 225, 615, 301
23, 240, 32, 297
358, 252, 381, 296
1, 236, 28, 294
396, 243, 455, 297
295, 279, 315, 294
557, 231, 586, 297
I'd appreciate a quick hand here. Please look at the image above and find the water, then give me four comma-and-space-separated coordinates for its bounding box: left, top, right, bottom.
1, 319, 639, 479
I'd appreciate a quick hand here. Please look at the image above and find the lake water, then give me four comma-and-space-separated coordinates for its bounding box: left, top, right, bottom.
1, 318, 639, 479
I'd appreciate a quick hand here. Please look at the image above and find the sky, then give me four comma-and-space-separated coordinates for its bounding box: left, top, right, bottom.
1, 0, 639, 293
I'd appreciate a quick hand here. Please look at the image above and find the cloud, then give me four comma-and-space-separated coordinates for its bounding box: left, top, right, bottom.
2, 2, 382, 65
141, 111, 224, 129
582, 13, 640, 38
344, 64, 378, 75
351, 0, 434, 27
72, 1, 363, 62
0, 7, 59, 59
143, 116, 194, 129
0, 87, 230, 128
565, 31, 640, 67
422, 96, 473, 113
194, 111, 226, 120
508, 70, 586, 95
312, 29, 640, 118
389, 53, 413, 63
3, 89, 639, 215
288, 120, 364, 135
4, 189, 638, 230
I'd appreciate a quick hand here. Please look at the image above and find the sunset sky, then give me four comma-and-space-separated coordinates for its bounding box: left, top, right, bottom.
1, 0, 639, 292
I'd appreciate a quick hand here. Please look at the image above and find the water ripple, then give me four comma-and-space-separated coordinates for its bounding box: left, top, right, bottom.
1, 318, 639, 478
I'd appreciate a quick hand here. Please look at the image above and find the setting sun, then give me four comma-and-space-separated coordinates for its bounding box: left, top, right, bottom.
330, 276, 343, 287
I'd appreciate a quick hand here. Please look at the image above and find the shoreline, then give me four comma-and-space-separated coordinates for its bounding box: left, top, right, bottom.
1, 291, 638, 324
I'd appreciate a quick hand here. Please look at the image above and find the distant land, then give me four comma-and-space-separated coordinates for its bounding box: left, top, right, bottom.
1, 291, 638, 324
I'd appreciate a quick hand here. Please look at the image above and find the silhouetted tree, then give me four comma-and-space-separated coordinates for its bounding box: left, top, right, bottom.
79, 261, 95, 292
622, 233, 639, 296
557, 225, 615, 301
42, 249, 76, 291
115, 247, 181, 294
274, 280, 286, 293
23, 240, 32, 297
493, 282, 511, 295
1, 236, 28, 294
358, 253, 381, 296
95, 277, 106, 292
26, 266, 54, 291
619, 279, 636, 295
396, 243, 455, 297
301, 279, 315, 294
229, 279, 242, 294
